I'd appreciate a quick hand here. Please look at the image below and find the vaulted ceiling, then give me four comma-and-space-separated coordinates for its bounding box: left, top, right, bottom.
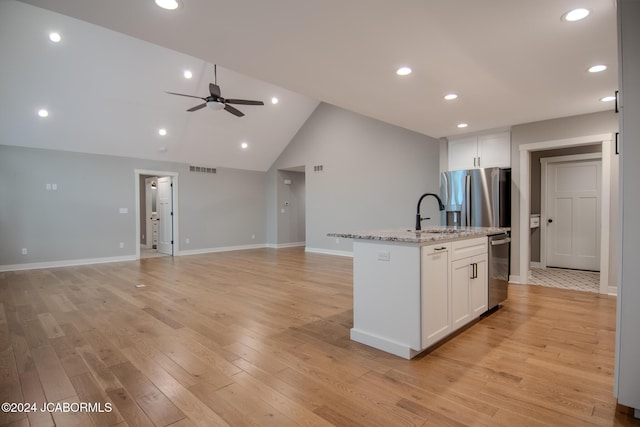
2, 0, 618, 171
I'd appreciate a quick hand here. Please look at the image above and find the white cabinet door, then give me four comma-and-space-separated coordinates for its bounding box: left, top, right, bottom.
448, 136, 478, 171
450, 258, 472, 331
448, 132, 511, 171
478, 132, 510, 168
421, 244, 451, 349
469, 254, 488, 317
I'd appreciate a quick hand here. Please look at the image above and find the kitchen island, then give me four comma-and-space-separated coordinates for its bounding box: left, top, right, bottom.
329, 226, 508, 359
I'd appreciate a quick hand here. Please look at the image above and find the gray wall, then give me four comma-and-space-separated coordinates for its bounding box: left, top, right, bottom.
0, 145, 266, 267
267, 103, 440, 253
529, 144, 602, 262
617, 0, 640, 411
510, 110, 619, 279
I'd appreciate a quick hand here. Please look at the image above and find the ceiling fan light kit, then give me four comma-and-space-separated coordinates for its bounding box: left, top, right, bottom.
166, 64, 264, 117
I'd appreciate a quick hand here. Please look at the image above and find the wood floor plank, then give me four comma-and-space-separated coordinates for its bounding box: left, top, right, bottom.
1, 248, 633, 426
111, 361, 186, 426
30, 345, 77, 403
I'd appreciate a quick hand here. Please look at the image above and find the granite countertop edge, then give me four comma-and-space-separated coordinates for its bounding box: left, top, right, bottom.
327, 226, 510, 244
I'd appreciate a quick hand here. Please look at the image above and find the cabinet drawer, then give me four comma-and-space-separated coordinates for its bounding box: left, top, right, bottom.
422, 242, 450, 256
451, 237, 487, 261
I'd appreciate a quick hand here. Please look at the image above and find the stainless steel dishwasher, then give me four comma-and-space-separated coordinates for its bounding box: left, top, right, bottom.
488, 232, 511, 310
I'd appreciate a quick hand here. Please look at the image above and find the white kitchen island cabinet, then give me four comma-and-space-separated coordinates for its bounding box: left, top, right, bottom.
330, 227, 504, 359
450, 237, 488, 332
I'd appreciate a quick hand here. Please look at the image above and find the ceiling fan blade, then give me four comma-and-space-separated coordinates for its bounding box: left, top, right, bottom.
225, 99, 265, 106
166, 91, 205, 100
224, 104, 244, 117
209, 83, 221, 98
187, 103, 207, 112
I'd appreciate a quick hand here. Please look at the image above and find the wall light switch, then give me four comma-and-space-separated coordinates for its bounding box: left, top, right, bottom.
186, 238, 190, 244
52, 183, 57, 190
46, 184, 51, 190
119, 208, 128, 214
21, 248, 28, 255
377, 251, 390, 261
119, 242, 124, 248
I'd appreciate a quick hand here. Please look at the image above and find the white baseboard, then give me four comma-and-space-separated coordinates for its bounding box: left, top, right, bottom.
608, 285, 617, 296
530, 262, 543, 269
0, 255, 138, 272
178, 243, 267, 256
509, 272, 533, 285
265, 242, 305, 249
304, 247, 353, 257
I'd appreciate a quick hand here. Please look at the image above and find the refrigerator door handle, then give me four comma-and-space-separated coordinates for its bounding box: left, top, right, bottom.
465, 174, 471, 227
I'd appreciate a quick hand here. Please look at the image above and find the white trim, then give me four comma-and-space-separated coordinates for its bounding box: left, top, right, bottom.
540, 152, 603, 271
518, 134, 613, 294
266, 242, 305, 249
304, 247, 354, 258
134, 169, 179, 260
350, 328, 417, 360
178, 244, 267, 256
519, 134, 613, 152
0, 255, 137, 272
600, 139, 612, 295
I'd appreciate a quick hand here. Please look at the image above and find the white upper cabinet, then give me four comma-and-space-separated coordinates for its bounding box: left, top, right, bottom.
447, 131, 511, 171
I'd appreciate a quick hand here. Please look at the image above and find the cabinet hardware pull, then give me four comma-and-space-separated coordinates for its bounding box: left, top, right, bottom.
434, 247, 447, 251
477, 157, 481, 167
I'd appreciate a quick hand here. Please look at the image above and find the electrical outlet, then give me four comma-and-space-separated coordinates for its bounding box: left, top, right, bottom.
377, 251, 390, 261
119, 208, 128, 214
119, 242, 124, 249
21, 248, 28, 255
251, 234, 255, 239
185, 238, 190, 244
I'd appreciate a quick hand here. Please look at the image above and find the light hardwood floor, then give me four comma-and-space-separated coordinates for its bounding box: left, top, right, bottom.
0, 247, 638, 426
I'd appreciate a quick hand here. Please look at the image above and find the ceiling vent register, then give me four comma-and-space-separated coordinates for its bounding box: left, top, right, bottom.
189, 166, 217, 174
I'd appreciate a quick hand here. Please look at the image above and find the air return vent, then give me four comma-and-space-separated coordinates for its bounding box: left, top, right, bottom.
189, 165, 217, 174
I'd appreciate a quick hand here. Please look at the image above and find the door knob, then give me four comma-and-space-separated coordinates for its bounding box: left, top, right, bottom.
548, 219, 553, 223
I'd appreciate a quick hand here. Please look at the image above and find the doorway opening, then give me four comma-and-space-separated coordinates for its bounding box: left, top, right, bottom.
135, 169, 179, 260
518, 133, 615, 295
276, 166, 306, 248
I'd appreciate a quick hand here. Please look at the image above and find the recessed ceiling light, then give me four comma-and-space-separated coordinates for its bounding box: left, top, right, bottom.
240, 142, 249, 150
562, 8, 590, 22
49, 32, 61, 43
396, 67, 412, 76
155, 0, 180, 10
588, 64, 607, 73
601, 95, 616, 102
457, 123, 468, 128
37, 109, 49, 118
271, 97, 279, 105
158, 128, 167, 136
444, 93, 458, 101
183, 70, 193, 79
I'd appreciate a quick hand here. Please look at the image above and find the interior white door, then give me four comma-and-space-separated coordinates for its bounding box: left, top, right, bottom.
157, 176, 173, 255
546, 160, 601, 271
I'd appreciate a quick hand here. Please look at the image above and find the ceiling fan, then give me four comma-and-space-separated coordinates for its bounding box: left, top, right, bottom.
166, 65, 264, 117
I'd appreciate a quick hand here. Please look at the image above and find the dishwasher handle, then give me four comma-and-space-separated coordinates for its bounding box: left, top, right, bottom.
490, 237, 511, 246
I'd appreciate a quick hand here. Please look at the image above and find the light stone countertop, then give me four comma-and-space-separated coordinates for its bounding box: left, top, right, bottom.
328, 226, 510, 244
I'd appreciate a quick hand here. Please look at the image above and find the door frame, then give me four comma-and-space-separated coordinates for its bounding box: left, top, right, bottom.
135, 169, 179, 260
540, 153, 602, 269
518, 133, 613, 295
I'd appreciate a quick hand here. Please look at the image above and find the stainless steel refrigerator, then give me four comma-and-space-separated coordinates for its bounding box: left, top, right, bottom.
440, 167, 511, 309
440, 167, 511, 229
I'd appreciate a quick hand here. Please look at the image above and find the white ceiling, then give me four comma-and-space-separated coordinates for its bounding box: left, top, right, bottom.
3, 0, 618, 171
